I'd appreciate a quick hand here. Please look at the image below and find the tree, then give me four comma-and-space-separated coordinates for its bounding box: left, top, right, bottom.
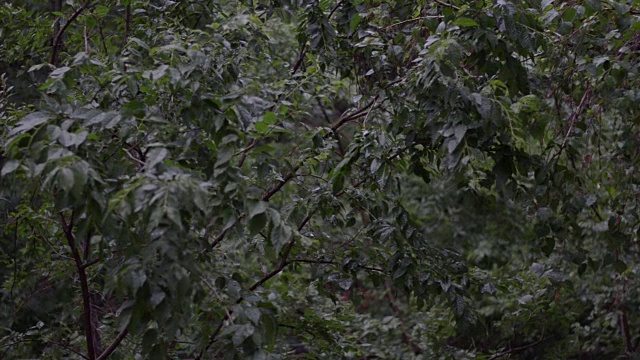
2, 0, 640, 358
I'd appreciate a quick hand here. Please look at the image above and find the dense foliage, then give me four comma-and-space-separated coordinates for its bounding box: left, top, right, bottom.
2, 0, 640, 358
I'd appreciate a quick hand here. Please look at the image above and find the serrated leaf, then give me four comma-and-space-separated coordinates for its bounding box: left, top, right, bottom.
255, 121, 268, 133
8, 112, 53, 136
263, 111, 277, 125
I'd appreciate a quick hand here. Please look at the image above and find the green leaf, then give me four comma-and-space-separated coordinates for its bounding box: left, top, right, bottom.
94, 5, 110, 17
249, 201, 268, 218
150, 291, 166, 308
1, 160, 20, 176
249, 213, 268, 235
166, 206, 182, 229
255, 121, 268, 133
8, 112, 53, 136
263, 111, 277, 125
271, 224, 292, 252
58, 167, 75, 193
453, 17, 479, 27
613, 259, 627, 273
50, 66, 71, 79
332, 173, 345, 194
144, 148, 168, 170
232, 324, 255, 346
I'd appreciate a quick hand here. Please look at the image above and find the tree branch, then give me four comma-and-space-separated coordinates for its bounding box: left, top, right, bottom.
59, 211, 96, 360
51, 1, 91, 65
488, 332, 545, 360
552, 84, 591, 160
96, 327, 128, 360
198, 212, 314, 358
330, 95, 380, 132
124, 4, 131, 44
386, 15, 443, 29
434, 0, 460, 10
204, 89, 392, 254
290, 1, 343, 75
261, 164, 302, 202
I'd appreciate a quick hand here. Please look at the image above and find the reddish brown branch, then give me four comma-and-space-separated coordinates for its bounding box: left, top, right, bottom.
291, 43, 307, 75
53, 0, 62, 47
329, 95, 380, 132
621, 307, 633, 352
96, 327, 128, 360
124, 4, 131, 43
261, 164, 302, 202
51, 1, 90, 65
59, 211, 96, 360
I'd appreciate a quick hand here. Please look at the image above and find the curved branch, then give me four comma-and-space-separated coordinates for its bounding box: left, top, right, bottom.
59, 211, 96, 360
51, 1, 91, 65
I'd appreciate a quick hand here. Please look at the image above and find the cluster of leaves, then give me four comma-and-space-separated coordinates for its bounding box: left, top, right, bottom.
2, 0, 640, 359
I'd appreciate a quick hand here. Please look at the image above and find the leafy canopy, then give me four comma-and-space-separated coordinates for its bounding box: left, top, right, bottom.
2, 0, 640, 359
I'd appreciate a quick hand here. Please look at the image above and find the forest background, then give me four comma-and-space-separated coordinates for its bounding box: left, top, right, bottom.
2, 0, 640, 359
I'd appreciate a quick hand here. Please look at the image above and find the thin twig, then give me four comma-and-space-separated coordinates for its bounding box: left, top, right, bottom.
84, 26, 90, 53
289, 258, 384, 272
434, 0, 460, 10
488, 332, 545, 359
552, 85, 591, 160
386, 15, 443, 29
